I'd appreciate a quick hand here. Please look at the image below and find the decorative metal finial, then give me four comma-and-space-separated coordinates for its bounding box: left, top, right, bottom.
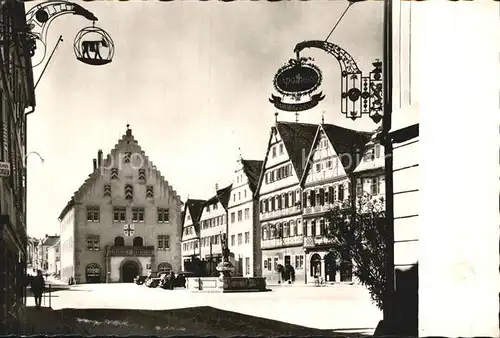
238, 147, 243, 160
295, 112, 299, 123
274, 112, 279, 123
126, 124, 130, 130
321, 110, 325, 124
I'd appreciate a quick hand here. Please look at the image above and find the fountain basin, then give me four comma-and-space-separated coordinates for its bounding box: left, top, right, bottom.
186, 276, 270, 293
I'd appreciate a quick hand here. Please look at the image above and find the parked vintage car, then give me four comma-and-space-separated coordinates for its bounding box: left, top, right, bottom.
134, 275, 148, 285
145, 272, 165, 288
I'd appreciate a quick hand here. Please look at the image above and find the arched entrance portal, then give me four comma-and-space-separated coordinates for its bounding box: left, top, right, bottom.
324, 252, 337, 282
121, 260, 140, 283
310, 253, 321, 277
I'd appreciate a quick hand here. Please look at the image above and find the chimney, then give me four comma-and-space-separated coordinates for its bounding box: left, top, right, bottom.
97, 150, 103, 168
93, 159, 97, 172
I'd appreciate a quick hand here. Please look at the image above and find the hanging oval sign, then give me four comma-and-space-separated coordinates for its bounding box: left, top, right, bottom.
273, 60, 322, 97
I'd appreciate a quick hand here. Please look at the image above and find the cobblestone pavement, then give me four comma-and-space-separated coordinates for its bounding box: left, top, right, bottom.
25, 283, 381, 335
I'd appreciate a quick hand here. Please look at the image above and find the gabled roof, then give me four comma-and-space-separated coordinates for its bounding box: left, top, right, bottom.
241, 159, 263, 194
58, 126, 183, 221
41, 236, 59, 247
255, 122, 318, 195
300, 123, 372, 185
182, 198, 206, 233
353, 126, 386, 174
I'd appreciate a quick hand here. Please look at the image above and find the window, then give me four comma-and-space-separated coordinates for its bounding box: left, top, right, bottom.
133, 237, 143, 247
231, 212, 235, 223
370, 177, 379, 195
231, 235, 235, 246
316, 163, 321, 172
113, 207, 126, 223
138, 169, 146, 181
264, 259, 268, 269
104, 185, 111, 197
125, 184, 133, 200
319, 219, 325, 236
378, 176, 385, 194
273, 257, 278, 271
295, 255, 304, 269
283, 222, 290, 237
291, 220, 297, 236
245, 257, 250, 275
326, 160, 332, 169
158, 235, 170, 250
237, 210, 242, 222
238, 192, 241, 200
262, 225, 268, 240
237, 233, 242, 245
111, 168, 118, 180
244, 231, 250, 244
157, 208, 169, 223
272, 146, 276, 158
86, 206, 100, 222
338, 185, 344, 201
124, 152, 131, 163
364, 149, 375, 161
158, 262, 172, 273
132, 207, 145, 222
279, 144, 283, 155
86, 235, 100, 251
244, 208, 250, 220
356, 179, 363, 196
244, 190, 247, 198
114, 237, 124, 246
375, 144, 381, 158
146, 185, 154, 198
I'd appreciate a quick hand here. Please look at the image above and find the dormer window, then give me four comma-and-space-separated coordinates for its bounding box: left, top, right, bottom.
111, 168, 118, 180
364, 149, 375, 161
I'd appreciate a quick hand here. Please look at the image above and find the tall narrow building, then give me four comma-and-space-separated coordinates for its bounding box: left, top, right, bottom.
227, 158, 263, 277
58, 126, 183, 283
256, 122, 318, 283
181, 199, 206, 272
300, 123, 370, 284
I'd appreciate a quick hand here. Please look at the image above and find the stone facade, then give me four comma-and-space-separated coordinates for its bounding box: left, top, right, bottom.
47, 237, 60, 275
58, 126, 183, 284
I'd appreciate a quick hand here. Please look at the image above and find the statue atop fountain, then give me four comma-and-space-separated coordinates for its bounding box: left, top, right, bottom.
216, 232, 235, 278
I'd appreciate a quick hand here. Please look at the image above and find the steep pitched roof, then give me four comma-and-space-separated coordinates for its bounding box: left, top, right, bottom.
255, 122, 318, 195
41, 236, 59, 247
58, 126, 183, 221
276, 122, 319, 180
241, 159, 263, 194
204, 184, 233, 210
183, 198, 206, 232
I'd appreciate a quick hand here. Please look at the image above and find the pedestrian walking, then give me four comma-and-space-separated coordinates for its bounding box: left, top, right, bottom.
30, 270, 45, 309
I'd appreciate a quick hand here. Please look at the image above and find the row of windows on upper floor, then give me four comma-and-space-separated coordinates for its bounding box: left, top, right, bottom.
232, 189, 249, 202
230, 208, 250, 223
86, 206, 170, 223
200, 214, 226, 230
101, 183, 155, 199
264, 164, 293, 185
183, 231, 251, 252
86, 234, 170, 250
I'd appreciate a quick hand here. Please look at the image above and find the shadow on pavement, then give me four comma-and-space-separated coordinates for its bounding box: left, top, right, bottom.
22, 306, 374, 337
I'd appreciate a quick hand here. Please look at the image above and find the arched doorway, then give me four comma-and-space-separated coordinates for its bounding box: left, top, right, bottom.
85, 263, 101, 283
133, 237, 143, 247
310, 253, 321, 277
114, 236, 124, 246
324, 252, 337, 282
121, 260, 140, 282
157, 262, 172, 274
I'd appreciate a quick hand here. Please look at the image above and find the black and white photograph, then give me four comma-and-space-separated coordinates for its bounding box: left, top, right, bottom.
0, 0, 498, 337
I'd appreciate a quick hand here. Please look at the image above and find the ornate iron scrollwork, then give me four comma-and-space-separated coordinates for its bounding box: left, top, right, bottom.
294, 40, 383, 123
25, 1, 98, 67
73, 25, 114, 66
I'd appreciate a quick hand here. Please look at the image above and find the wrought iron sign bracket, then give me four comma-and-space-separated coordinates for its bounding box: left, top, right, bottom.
294, 40, 383, 123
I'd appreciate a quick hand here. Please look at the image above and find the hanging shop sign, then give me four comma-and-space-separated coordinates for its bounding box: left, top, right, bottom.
74, 25, 115, 66
270, 57, 324, 112
273, 57, 322, 99
0, 162, 10, 177
269, 92, 325, 112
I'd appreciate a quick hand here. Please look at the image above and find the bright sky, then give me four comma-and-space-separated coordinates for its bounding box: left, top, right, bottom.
26, 1, 383, 239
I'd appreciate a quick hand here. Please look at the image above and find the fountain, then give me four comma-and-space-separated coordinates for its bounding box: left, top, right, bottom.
185, 232, 270, 293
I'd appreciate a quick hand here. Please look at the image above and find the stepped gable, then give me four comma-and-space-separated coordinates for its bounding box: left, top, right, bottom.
58, 126, 183, 221
275, 121, 318, 179
241, 159, 263, 194
321, 123, 372, 174
183, 199, 206, 233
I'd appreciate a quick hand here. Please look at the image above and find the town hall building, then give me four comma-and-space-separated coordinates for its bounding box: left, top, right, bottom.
58, 125, 183, 284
